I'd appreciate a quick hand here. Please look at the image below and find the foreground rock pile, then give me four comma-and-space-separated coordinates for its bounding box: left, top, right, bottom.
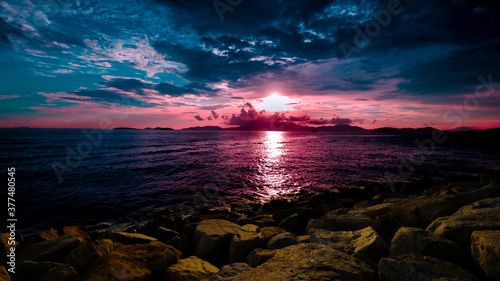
2, 179, 500, 281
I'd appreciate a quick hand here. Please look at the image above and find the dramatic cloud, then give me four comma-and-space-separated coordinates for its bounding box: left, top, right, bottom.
0, 0, 498, 129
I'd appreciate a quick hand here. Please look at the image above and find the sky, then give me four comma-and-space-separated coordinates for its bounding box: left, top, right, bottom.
0, 0, 499, 130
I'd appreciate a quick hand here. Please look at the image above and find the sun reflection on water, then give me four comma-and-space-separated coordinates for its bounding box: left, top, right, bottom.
255, 131, 298, 201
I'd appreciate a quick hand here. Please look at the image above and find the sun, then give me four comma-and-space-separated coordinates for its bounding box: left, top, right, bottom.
257, 93, 292, 112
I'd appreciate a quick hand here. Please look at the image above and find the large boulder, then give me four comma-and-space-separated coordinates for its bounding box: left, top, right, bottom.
307, 210, 374, 232
310, 226, 388, 264
260, 227, 286, 241
164, 256, 218, 281
278, 214, 300, 233
272, 207, 315, 224
150, 227, 179, 244
62, 226, 91, 243
266, 232, 297, 249
353, 203, 396, 219
389, 195, 459, 228
426, 198, 500, 246
379, 254, 478, 281
37, 264, 78, 281
14, 261, 64, 281
25, 229, 59, 247
390, 227, 464, 263
77, 241, 180, 281
245, 248, 276, 267
229, 243, 375, 281
209, 263, 252, 281
193, 219, 240, 264
0, 267, 9, 281
471, 230, 500, 281
66, 239, 114, 270
17, 235, 85, 262
98, 232, 157, 244
388, 182, 500, 228
240, 215, 275, 227
229, 224, 265, 263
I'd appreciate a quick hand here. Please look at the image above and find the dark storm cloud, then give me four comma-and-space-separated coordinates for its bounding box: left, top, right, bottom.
155, 82, 188, 97
194, 115, 204, 121
150, 0, 500, 102
98, 78, 146, 91
38, 28, 85, 47
67, 89, 150, 107
152, 40, 278, 85
0, 17, 22, 46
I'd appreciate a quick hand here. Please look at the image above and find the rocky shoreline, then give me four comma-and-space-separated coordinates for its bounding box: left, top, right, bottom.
2, 177, 500, 281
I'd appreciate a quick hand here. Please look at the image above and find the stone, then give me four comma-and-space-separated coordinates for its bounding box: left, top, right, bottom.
209, 263, 251, 281
164, 256, 218, 281
151, 227, 179, 243
245, 248, 276, 267
471, 230, 500, 280
307, 211, 373, 232
390, 227, 464, 263
15, 261, 63, 281
383, 198, 404, 204
77, 241, 180, 281
260, 227, 286, 241
229, 224, 265, 263
272, 207, 314, 224
426, 197, 500, 246
388, 182, 500, 229
241, 215, 274, 227
379, 254, 478, 281
277, 214, 300, 233
62, 226, 91, 242
231, 243, 375, 281
266, 232, 297, 249
37, 264, 78, 281
362, 203, 396, 219
354, 201, 374, 209
66, 239, 114, 270
314, 201, 344, 216
310, 226, 388, 263
99, 232, 157, 244
17, 235, 85, 262
25, 229, 59, 247
193, 219, 240, 264
296, 235, 310, 243
372, 213, 401, 242
0, 267, 10, 281
390, 195, 459, 228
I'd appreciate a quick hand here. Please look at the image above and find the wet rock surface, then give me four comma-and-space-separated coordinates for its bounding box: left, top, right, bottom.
3, 180, 499, 281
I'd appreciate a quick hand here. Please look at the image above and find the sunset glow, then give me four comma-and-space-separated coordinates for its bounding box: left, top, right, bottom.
257, 93, 292, 112
0, 1, 498, 130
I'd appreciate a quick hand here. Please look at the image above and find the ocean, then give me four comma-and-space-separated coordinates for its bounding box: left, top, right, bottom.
1, 128, 499, 234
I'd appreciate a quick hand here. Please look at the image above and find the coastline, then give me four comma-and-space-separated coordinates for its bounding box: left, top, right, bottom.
3, 176, 500, 280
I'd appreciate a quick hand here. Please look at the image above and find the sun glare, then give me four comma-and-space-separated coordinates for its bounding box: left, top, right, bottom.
257, 93, 292, 112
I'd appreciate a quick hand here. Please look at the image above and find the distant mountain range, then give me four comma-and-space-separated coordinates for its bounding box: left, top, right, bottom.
179, 124, 460, 134
6, 125, 499, 140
